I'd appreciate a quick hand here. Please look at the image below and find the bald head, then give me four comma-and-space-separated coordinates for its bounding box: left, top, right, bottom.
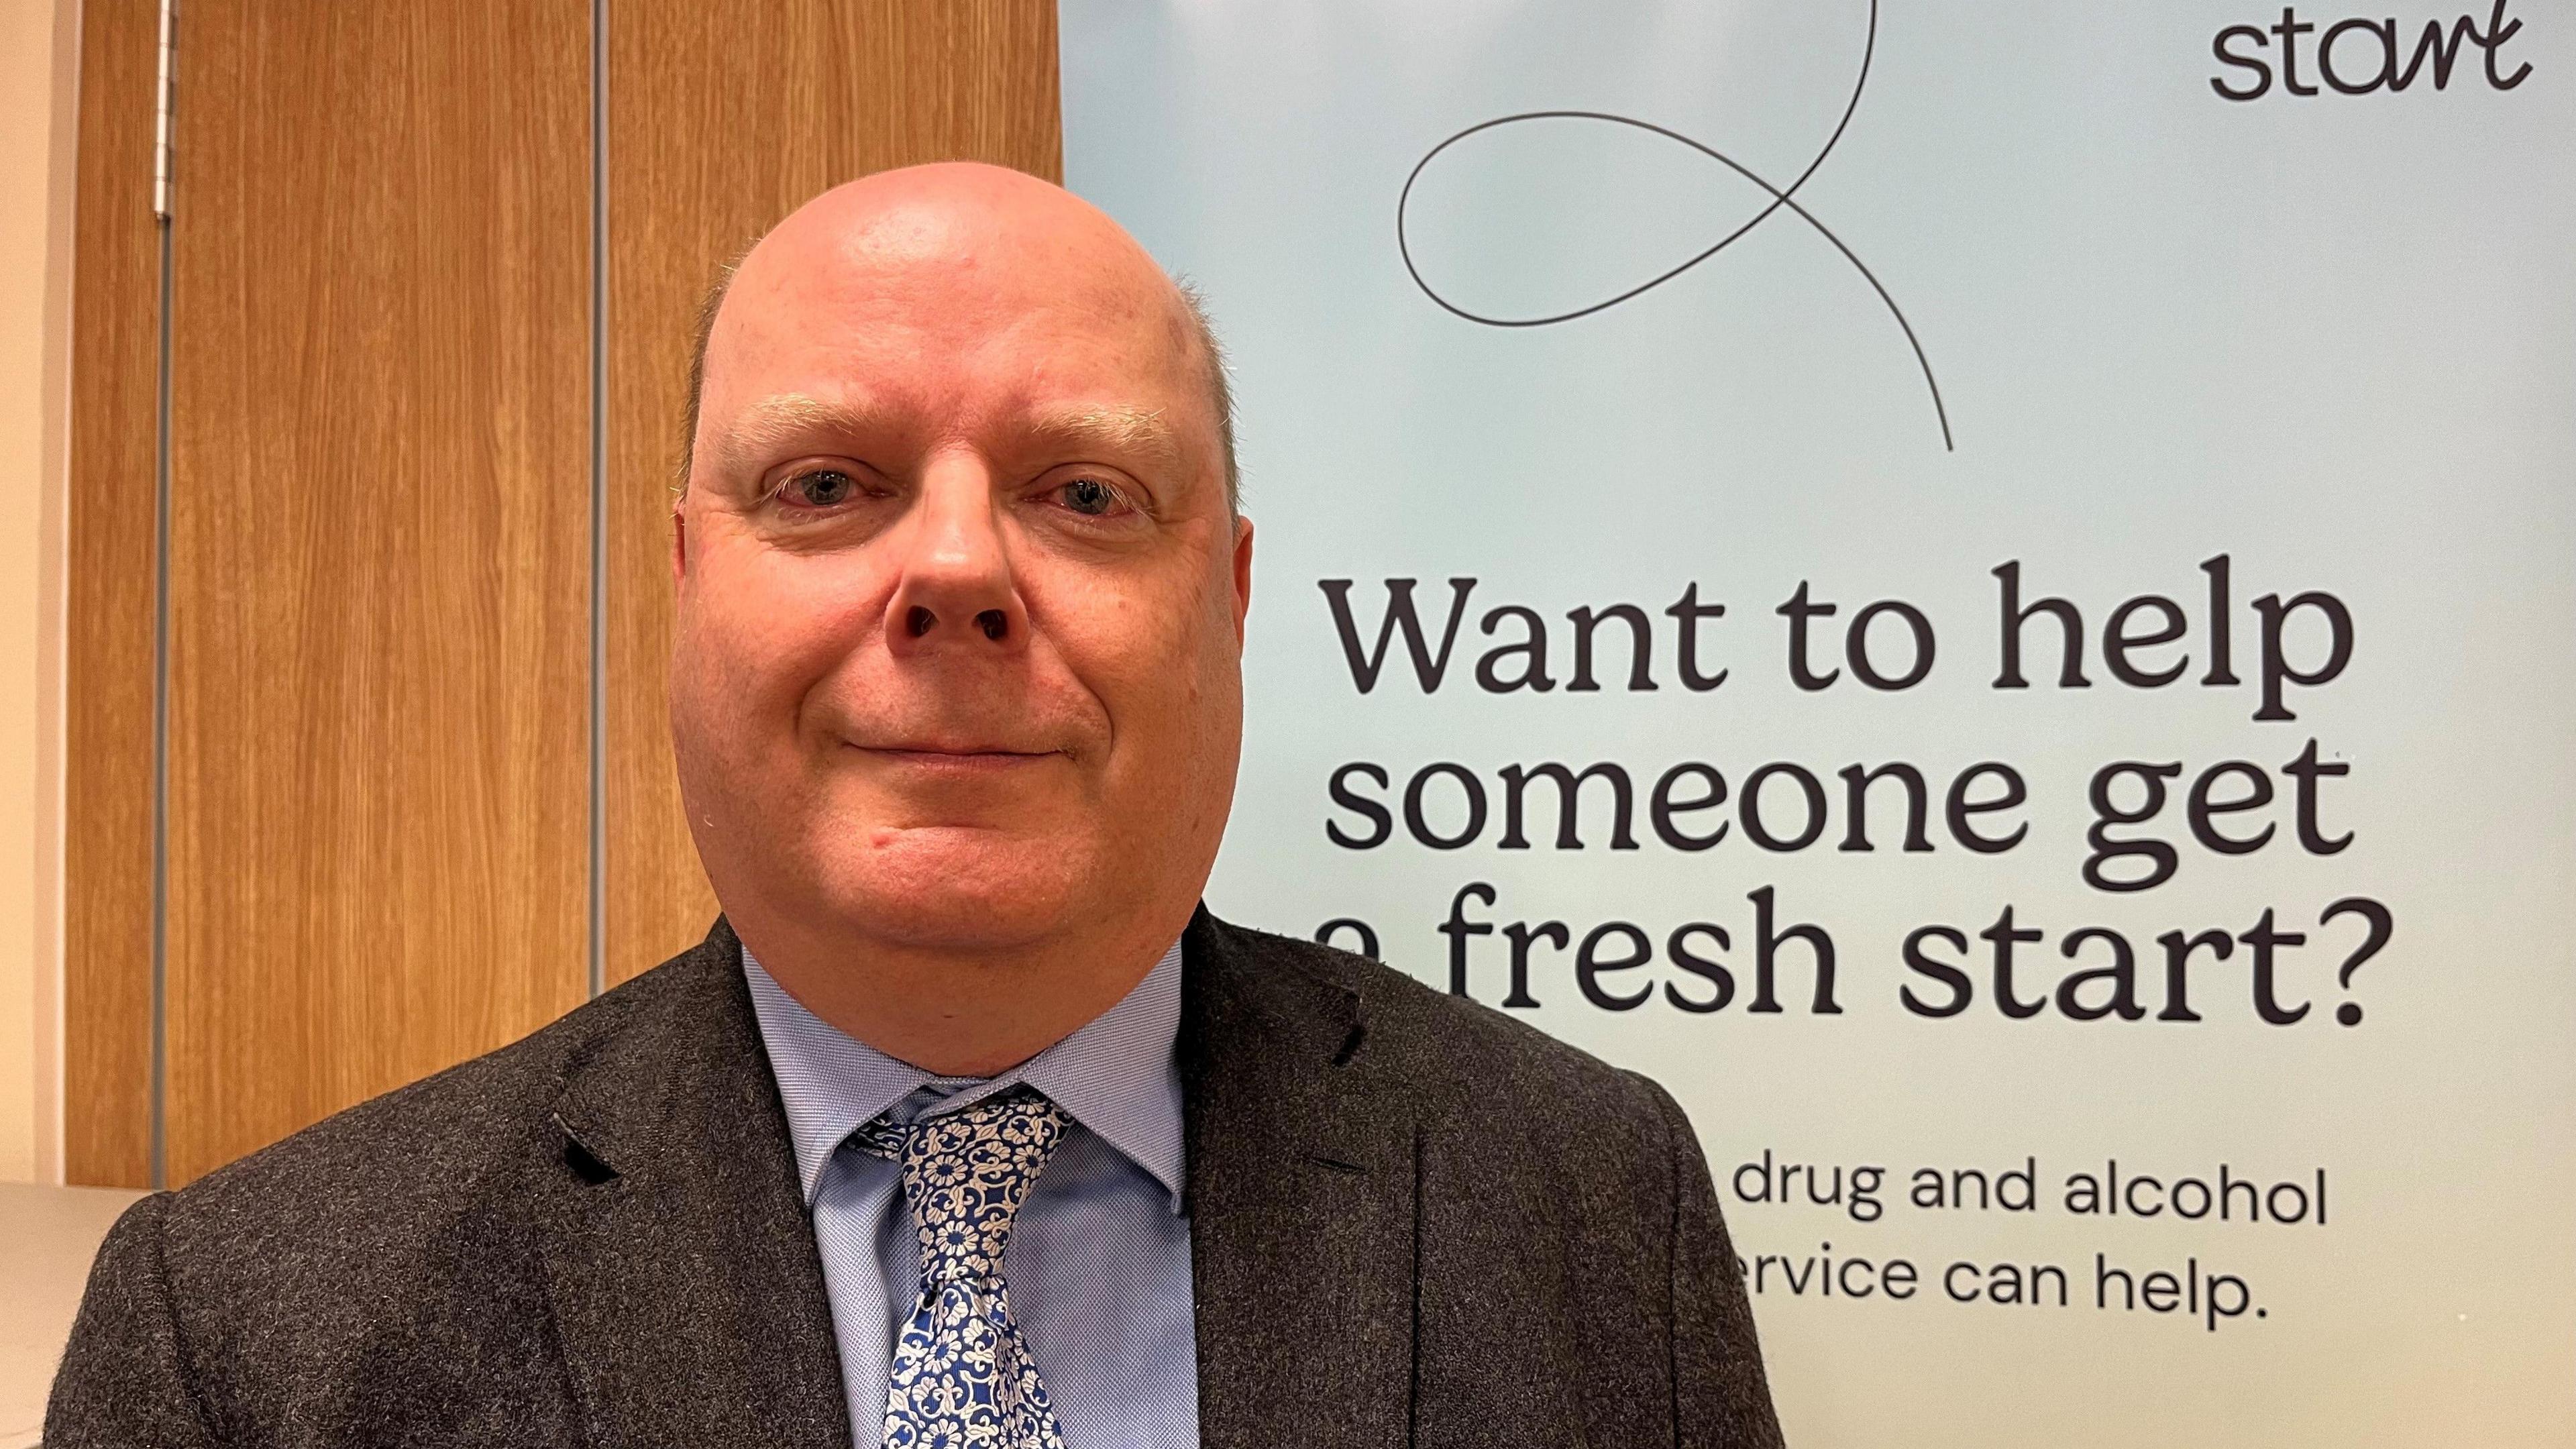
681, 163, 1236, 508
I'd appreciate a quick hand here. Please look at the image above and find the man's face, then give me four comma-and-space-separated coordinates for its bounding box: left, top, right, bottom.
669, 176, 1252, 959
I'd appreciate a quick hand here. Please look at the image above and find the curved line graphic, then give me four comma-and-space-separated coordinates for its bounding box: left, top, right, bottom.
1395, 0, 1951, 450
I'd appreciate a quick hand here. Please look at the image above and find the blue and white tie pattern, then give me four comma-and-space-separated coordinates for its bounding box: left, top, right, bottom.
854, 1089, 1071, 1449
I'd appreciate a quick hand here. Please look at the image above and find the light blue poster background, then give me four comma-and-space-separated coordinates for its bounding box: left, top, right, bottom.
1063, 4, 2576, 1443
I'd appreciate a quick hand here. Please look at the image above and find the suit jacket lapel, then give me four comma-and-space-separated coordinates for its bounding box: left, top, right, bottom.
537, 919, 853, 1449
1183, 908, 1419, 1449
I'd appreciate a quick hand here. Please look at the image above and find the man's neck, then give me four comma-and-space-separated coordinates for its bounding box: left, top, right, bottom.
731, 908, 1188, 1077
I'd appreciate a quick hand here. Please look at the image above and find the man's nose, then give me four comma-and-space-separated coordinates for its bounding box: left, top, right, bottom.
883, 453, 1030, 656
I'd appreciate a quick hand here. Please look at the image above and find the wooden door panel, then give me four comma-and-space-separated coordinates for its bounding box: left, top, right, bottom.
160, 0, 593, 1183
64, 0, 164, 1189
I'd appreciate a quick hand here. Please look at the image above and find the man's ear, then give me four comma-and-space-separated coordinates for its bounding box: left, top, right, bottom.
1230, 514, 1254, 645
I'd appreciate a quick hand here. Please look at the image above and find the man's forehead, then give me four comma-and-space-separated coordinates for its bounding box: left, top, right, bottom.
726, 186, 1179, 344
679, 166, 1232, 501
710, 242, 1187, 396
734, 266, 1165, 354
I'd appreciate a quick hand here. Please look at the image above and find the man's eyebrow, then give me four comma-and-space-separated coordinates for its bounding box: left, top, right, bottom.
707, 394, 900, 478
704, 396, 1191, 484
1021, 406, 1185, 472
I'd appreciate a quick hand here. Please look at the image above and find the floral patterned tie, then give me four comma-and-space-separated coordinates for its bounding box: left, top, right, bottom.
853, 1089, 1071, 1449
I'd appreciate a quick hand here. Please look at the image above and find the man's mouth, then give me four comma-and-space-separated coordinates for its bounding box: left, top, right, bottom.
852, 742, 1061, 768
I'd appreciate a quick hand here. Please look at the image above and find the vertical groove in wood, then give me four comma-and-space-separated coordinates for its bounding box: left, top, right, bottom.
158, 0, 594, 1184
65, 0, 166, 1189
603, 0, 1063, 985
588, 0, 610, 1004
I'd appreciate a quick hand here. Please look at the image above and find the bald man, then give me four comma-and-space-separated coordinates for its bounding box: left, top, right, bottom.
48, 165, 1782, 1449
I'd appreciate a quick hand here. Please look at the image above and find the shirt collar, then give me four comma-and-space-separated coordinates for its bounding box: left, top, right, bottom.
741, 938, 1187, 1214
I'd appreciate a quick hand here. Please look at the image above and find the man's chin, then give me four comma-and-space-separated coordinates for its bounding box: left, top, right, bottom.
811, 827, 1090, 953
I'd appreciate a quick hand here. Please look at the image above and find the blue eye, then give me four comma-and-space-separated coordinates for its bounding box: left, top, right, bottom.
1060, 476, 1119, 515
786, 469, 856, 507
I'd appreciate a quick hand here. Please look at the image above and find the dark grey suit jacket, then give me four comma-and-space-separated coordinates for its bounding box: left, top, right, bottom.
48, 909, 1781, 1448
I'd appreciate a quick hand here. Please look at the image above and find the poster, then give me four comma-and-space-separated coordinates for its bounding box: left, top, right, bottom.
1061, 3, 2575, 1443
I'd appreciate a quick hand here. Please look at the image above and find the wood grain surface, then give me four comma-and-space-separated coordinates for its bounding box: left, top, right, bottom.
602, 0, 1063, 983
158, 0, 594, 1184
63, 0, 164, 1189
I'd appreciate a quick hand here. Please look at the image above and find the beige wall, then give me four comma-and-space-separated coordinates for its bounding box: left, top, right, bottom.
0, 0, 80, 1185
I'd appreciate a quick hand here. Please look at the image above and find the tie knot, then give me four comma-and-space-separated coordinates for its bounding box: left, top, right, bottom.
865, 1088, 1069, 1285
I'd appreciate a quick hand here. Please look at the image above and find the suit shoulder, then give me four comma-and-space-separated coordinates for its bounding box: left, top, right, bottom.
1202, 915, 1667, 1132
153, 946, 706, 1258
70, 934, 745, 1436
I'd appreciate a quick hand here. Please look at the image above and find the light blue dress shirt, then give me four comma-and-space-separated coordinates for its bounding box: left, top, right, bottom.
742, 941, 1199, 1449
